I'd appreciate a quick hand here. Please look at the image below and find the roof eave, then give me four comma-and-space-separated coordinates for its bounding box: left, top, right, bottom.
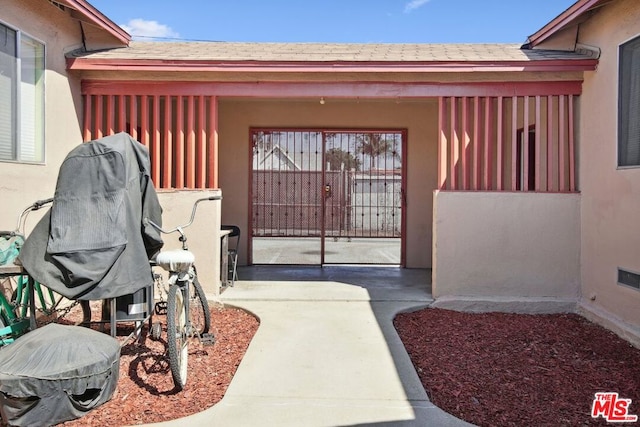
66, 58, 598, 73
57, 0, 130, 45
525, 0, 610, 48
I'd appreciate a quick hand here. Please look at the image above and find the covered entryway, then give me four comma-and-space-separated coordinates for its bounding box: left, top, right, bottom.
251, 129, 405, 265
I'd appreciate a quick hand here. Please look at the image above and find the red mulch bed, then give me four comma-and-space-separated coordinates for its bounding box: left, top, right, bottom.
394, 308, 640, 426
61, 303, 259, 426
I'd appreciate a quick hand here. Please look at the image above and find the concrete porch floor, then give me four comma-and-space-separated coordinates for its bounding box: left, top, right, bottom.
145, 266, 473, 426
148, 266, 476, 427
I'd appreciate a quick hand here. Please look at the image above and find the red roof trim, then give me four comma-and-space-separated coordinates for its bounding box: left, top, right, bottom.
67, 58, 597, 73
81, 80, 585, 98
58, 0, 130, 45
525, 0, 607, 48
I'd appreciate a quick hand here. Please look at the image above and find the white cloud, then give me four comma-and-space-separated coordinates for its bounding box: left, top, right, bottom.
120, 19, 180, 40
404, 0, 431, 13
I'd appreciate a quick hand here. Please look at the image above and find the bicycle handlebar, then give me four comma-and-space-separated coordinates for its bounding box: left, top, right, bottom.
13, 198, 54, 233
145, 196, 222, 235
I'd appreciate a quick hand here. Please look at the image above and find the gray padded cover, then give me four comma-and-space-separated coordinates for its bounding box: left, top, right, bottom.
0, 323, 120, 426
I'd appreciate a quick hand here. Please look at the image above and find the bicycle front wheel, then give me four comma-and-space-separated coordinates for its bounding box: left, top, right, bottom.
167, 284, 188, 390
190, 273, 211, 336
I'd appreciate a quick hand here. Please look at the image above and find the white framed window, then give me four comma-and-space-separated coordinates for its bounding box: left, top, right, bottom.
618, 35, 640, 168
0, 22, 45, 163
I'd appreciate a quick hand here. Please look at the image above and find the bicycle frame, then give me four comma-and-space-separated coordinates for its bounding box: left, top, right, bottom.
147, 195, 220, 389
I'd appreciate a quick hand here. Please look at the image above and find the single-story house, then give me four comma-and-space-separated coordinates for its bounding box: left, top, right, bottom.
1, 0, 638, 346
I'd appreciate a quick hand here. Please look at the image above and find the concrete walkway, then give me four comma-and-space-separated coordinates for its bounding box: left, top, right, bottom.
150, 267, 473, 427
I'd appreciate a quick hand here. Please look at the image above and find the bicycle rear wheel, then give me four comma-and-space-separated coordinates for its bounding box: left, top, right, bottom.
167, 284, 188, 389
189, 272, 211, 335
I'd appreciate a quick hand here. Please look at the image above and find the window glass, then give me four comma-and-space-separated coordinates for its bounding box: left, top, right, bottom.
618, 36, 640, 167
0, 23, 44, 163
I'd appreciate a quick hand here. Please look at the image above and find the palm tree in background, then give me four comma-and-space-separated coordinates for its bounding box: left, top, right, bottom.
357, 133, 400, 171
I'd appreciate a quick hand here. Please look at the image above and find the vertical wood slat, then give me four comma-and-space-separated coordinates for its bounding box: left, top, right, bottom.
83, 94, 92, 142
496, 96, 503, 191
106, 95, 114, 136
462, 97, 471, 190
568, 95, 576, 191
163, 95, 172, 188
197, 96, 206, 188
129, 96, 137, 141
472, 96, 480, 190
547, 95, 554, 191
94, 95, 103, 140
208, 96, 218, 188
175, 96, 184, 189
559, 95, 566, 191
523, 96, 530, 191
186, 95, 196, 189
140, 95, 149, 148
511, 96, 518, 191
484, 97, 492, 190
437, 97, 447, 190
152, 95, 161, 186
450, 97, 458, 190
535, 96, 541, 192
117, 95, 126, 133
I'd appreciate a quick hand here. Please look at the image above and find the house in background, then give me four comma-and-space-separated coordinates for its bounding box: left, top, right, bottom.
0, 0, 638, 346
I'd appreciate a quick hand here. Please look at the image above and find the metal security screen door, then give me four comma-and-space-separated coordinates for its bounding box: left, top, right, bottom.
251, 129, 405, 265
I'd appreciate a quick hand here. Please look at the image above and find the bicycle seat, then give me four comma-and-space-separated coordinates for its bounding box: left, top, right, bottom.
155, 250, 195, 273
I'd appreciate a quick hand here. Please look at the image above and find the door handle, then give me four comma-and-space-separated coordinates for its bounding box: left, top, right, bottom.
324, 184, 332, 198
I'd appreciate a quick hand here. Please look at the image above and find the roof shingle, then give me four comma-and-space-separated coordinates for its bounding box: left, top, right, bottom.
69, 41, 596, 63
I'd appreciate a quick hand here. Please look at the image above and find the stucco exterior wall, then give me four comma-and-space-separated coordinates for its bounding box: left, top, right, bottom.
573, 0, 640, 343
156, 190, 223, 297
218, 98, 438, 268
432, 191, 581, 313
1, 0, 85, 233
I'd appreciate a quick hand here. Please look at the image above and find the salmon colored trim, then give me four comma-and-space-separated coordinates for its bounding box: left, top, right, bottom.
496, 96, 503, 191
175, 96, 185, 189
450, 98, 458, 190
186, 96, 195, 189
83, 94, 91, 141
568, 95, 576, 191
472, 96, 481, 191
163, 97, 172, 187
484, 97, 492, 190
196, 97, 206, 188
461, 97, 470, 190
511, 96, 518, 191
129, 96, 138, 140
523, 96, 530, 192
547, 95, 554, 191
152, 96, 161, 186
57, 0, 130, 45
67, 58, 597, 73
559, 95, 566, 191
525, 0, 605, 48
438, 97, 447, 190
81, 80, 585, 98
534, 96, 542, 192
208, 96, 219, 188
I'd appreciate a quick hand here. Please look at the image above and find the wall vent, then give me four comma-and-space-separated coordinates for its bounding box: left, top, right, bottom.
618, 268, 640, 290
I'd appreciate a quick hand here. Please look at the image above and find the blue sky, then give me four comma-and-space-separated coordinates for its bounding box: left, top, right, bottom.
88, 0, 577, 44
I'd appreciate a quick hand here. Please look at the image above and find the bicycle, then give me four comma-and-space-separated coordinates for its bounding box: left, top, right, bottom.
0, 199, 91, 346
145, 196, 219, 389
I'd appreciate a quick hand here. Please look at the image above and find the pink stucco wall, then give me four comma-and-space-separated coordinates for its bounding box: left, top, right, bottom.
574, 0, 640, 345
